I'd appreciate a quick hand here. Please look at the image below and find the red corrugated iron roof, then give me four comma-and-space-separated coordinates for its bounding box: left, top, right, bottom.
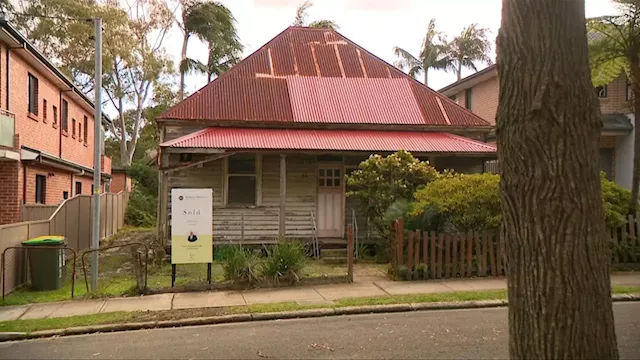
161, 127, 497, 154
159, 27, 491, 128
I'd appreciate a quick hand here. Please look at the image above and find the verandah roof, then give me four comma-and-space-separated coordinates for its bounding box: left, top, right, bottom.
160, 127, 497, 154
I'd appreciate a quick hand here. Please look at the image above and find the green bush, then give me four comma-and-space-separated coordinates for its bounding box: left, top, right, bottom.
412, 172, 501, 232
408, 171, 631, 231
221, 246, 259, 283
262, 240, 306, 281
124, 164, 158, 227
214, 245, 236, 262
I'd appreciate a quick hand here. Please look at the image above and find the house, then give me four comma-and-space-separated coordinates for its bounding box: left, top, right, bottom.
0, 20, 112, 225
439, 64, 634, 188
156, 26, 496, 246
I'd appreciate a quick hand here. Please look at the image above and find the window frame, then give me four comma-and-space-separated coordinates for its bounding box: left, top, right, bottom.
28, 73, 39, 116
596, 85, 608, 98
35, 175, 46, 204
224, 155, 261, 207
42, 99, 48, 123
465, 88, 473, 110
83, 116, 89, 143
61, 100, 69, 134
72, 118, 77, 138
52, 105, 58, 128
75, 181, 82, 195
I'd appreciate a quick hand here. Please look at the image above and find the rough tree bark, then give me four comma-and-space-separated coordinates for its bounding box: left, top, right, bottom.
496, 0, 619, 358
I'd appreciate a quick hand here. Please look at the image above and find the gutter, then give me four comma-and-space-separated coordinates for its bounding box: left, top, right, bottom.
21, 146, 112, 179
4, 46, 8, 111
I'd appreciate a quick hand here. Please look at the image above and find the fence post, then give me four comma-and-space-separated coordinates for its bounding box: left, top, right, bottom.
347, 224, 354, 282
466, 232, 473, 277
407, 231, 414, 280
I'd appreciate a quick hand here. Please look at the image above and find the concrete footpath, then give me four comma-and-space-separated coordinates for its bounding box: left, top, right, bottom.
1, 272, 638, 322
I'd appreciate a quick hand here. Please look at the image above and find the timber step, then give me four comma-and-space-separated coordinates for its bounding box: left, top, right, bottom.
323, 257, 347, 265
320, 248, 347, 264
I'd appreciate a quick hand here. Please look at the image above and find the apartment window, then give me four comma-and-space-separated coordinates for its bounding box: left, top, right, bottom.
52, 105, 58, 127
63, 191, 69, 200
104, 181, 111, 193
42, 99, 48, 123
61, 100, 69, 132
227, 155, 256, 205
72, 118, 77, 138
28, 74, 39, 115
35, 175, 46, 204
465, 88, 473, 110
75, 181, 82, 195
627, 79, 632, 101
83, 116, 88, 143
596, 85, 608, 98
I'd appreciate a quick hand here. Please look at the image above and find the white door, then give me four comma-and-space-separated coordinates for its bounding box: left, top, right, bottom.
317, 166, 344, 238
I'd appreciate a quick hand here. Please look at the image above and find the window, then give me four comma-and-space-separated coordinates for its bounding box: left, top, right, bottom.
596, 85, 608, 98
72, 118, 76, 138
28, 74, 39, 115
35, 175, 46, 204
627, 79, 632, 101
63, 191, 69, 200
318, 167, 342, 187
227, 155, 256, 205
83, 116, 88, 143
75, 181, 82, 195
104, 181, 111, 193
465, 88, 473, 110
180, 153, 192, 162
61, 100, 69, 132
52, 105, 58, 127
42, 99, 48, 123
78, 123, 82, 142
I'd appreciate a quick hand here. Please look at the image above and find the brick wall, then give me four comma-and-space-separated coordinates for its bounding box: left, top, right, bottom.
4, 44, 98, 169
0, 161, 20, 225
72, 174, 94, 196
24, 165, 72, 205
111, 172, 131, 193
452, 73, 632, 124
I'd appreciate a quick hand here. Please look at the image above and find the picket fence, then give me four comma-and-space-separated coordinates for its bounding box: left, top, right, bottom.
392, 215, 640, 280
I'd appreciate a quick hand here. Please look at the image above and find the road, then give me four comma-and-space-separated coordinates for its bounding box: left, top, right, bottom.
1, 302, 639, 359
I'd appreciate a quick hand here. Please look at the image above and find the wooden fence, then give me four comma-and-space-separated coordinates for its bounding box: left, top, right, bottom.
392, 216, 640, 281
0, 191, 129, 294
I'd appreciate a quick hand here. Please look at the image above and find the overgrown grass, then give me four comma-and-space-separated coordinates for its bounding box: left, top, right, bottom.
2, 285, 638, 334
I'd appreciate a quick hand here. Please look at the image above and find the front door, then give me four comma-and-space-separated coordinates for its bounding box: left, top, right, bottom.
317, 165, 343, 238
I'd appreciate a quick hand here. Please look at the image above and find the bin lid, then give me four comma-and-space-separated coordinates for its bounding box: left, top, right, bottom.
22, 235, 66, 246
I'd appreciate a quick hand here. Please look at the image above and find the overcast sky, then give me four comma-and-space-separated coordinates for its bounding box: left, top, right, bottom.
173, 0, 619, 94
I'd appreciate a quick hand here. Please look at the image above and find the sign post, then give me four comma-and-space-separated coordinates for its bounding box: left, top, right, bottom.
171, 188, 213, 286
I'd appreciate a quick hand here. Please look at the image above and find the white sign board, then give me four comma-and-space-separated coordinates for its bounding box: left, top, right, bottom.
171, 188, 213, 264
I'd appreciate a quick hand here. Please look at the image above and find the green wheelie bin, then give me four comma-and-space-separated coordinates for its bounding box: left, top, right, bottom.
21, 236, 67, 291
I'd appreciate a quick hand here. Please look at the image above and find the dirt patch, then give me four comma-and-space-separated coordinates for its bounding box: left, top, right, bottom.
129, 307, 231, 322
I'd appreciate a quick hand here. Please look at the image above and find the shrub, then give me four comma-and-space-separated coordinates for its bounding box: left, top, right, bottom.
214, 245, 236, 262
262, 240, 306, 281
412, 172, 501, 232
124, 164, 158, 227
409, 171, 631, 231
221, 246, 259, 283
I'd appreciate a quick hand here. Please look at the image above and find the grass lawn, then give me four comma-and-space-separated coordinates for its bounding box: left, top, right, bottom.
1, 286, 638, 334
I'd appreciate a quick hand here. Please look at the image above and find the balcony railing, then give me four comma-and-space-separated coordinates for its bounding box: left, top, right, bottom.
0, 109, 15, 148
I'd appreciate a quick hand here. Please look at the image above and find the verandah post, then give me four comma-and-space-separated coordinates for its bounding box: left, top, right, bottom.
279, 154, 286, 239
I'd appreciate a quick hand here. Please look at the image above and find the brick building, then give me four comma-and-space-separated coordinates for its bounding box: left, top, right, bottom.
0, 20, 112, 225
439, 64, 634, 189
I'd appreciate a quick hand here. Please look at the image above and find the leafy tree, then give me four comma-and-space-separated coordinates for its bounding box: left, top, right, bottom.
447, 23, 492, 80
588, 0, 640, 214
292, 0, 339, 30
393, 19, 454, 86
497, 0, 618, 357
15, 0, 175, 167
177, 0, 242, 99
346, 151, 438, 241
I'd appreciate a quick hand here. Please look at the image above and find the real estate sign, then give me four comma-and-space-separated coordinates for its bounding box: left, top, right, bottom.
171, 188, 213, 264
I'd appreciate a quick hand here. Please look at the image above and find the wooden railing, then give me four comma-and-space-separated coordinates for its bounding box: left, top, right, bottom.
1, 192, 129, 295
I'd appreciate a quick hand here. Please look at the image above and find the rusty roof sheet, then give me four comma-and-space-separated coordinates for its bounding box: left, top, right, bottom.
159, 26, 490, 128
161, 127, 497, 153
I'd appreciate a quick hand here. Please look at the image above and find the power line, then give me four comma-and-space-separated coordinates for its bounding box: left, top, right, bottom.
2, 11, 93, 22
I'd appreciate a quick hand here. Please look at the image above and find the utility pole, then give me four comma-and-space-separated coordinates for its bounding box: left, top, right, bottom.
91, 17, 102, 292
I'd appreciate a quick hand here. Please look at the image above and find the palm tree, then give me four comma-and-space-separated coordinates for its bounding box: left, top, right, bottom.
447, 23, 493, 80
588, 0, 640, 213
392, 19, 453, 86
177, 0, 241, 100
293, 1, 339, 30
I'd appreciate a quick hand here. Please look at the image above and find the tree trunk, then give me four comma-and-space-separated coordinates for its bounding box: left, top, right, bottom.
457, 60, 462, 80
179, 32, 189, 101
628, 54, 640, 214
424, 69, 428, 86
496, 0, 618, 359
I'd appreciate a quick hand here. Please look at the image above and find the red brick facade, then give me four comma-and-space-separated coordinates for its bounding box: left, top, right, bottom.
111, 171, 132, 193
0, 28, 113, 225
